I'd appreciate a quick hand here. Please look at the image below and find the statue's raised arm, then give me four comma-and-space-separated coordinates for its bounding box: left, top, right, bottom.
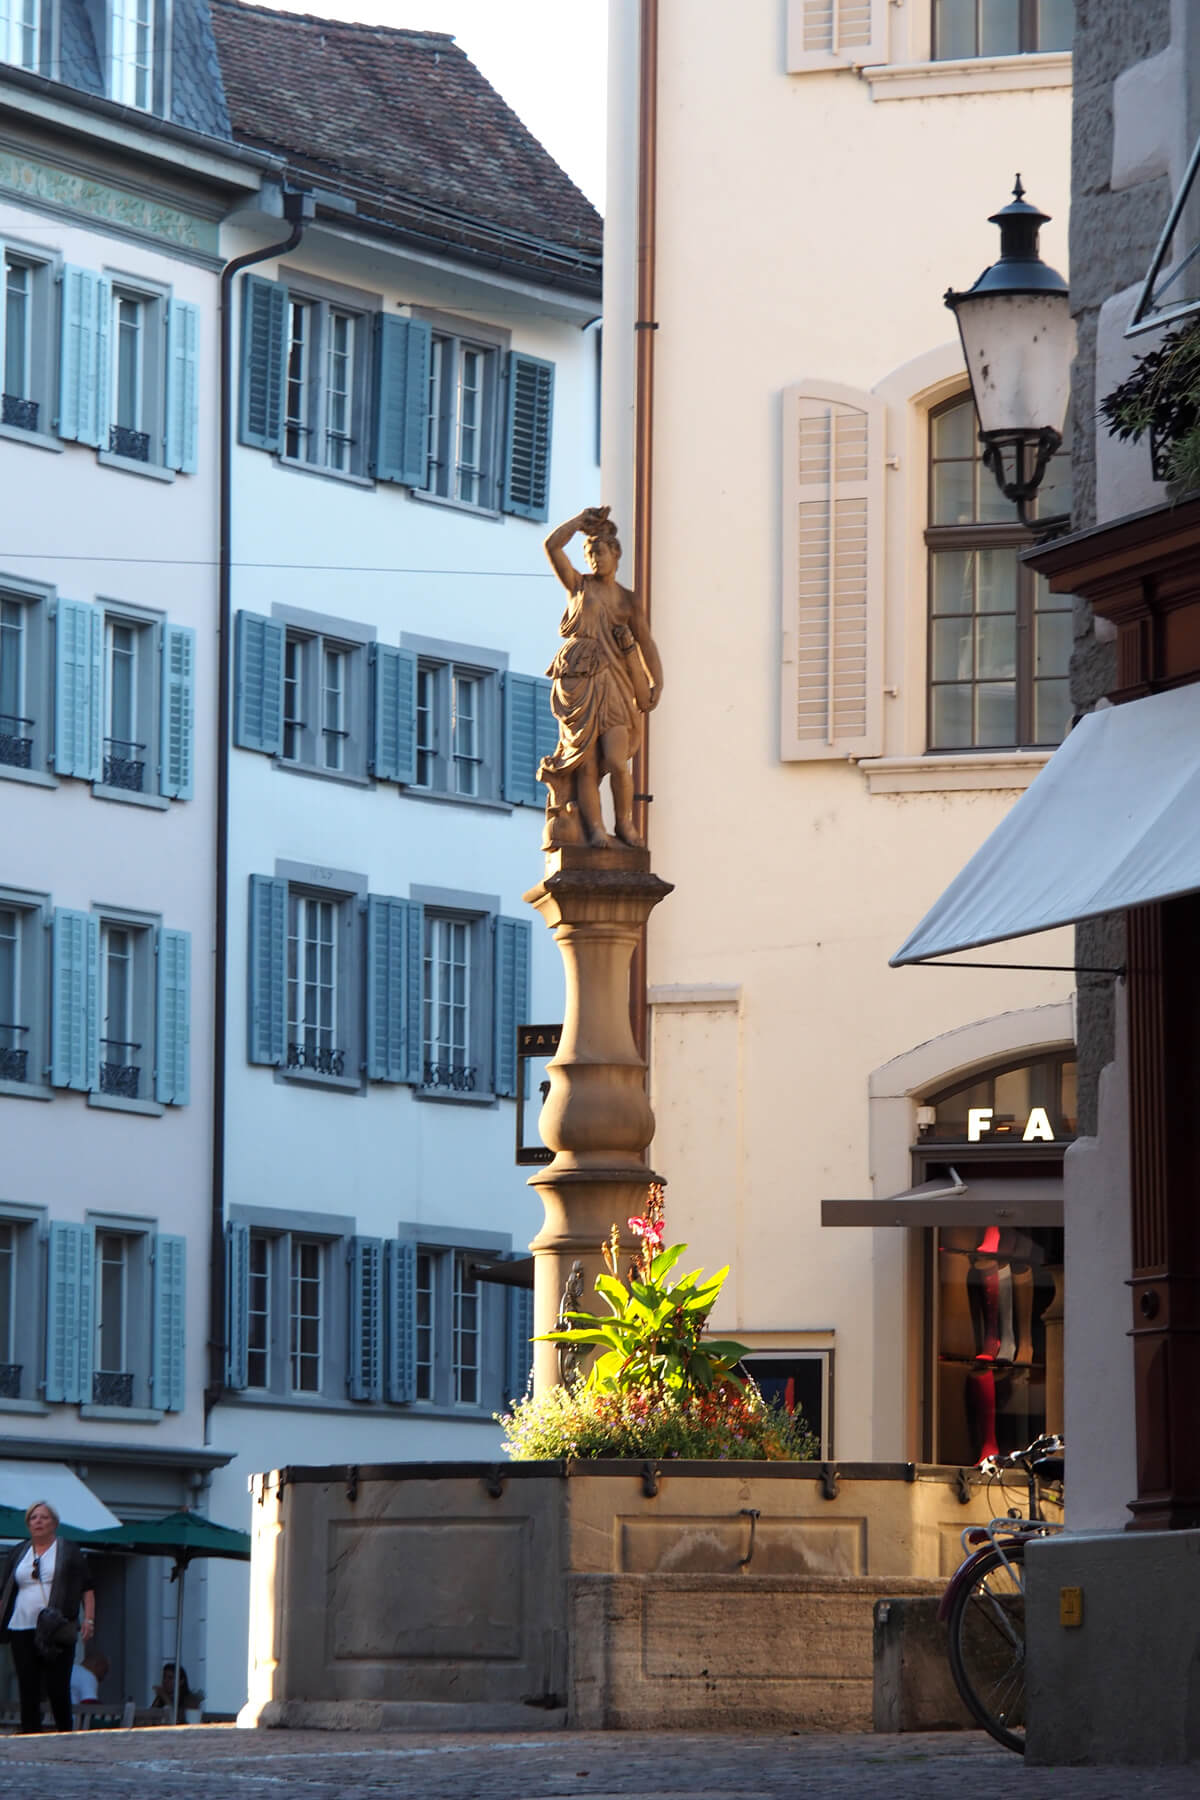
537, 509, 662, 852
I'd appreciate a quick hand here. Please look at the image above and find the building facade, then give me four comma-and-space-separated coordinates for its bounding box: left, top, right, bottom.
200, 3, 602, 1718
0, 0, 271, 1715
603, 0, 1075, 1466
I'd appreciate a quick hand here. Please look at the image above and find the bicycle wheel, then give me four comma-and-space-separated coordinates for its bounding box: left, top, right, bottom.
947, 1541, 1027, 1753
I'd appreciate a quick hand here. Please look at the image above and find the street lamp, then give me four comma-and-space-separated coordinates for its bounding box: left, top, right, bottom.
945, 177, 1075, 533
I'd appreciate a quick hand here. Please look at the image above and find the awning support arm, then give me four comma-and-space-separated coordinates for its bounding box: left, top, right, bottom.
912, 959, 1126, 977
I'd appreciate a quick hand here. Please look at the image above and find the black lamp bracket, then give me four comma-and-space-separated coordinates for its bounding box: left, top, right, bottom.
979, 426, 1070, 538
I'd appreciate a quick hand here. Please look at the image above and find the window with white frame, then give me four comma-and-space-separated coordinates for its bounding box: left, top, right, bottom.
0, 0, 38, 70
286, 890, 345, 1078
926, 392, 1072, 751
2, 246, 54, 436
423, 912, 474, 1092
423, 328, 502, 508
0, 892, 46, 1091
102, 611, 156, 793
0, 587, 50, 775
415, 1249, 436, 1401
289, 1237, 323, 1392
931, 0, 1072, 59
108, 283, 163, 464
0, 1210, 40, 1400
93, 1227, 152, 1409
284, 295, 366, 475
452, 1255, 480, 1405
281, 627, 365, 776
110, 0, 154, 108
413, 656, 499, 800
98, 917, 152, 1101
0, 1220, 15, 1381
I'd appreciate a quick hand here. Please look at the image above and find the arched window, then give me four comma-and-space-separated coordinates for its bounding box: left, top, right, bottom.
926, 392, 1072, 752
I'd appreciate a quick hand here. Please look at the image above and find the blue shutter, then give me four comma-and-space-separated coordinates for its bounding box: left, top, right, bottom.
372, 314, 432, 485
225, 1221, 250, 1391
493, 916, 531, 1098
502, 672, 539, 806
366, 895, 411, 1082
233, 610, 285, 755
370, 643, 417, 783
45, 1221, 94, 1405
385, 1239, 417, 1403
348, 1236, 383, 1401
239, 273, 286, 452
405, 899, 424, 1085
505, 1285, 535, 1407
165, 298, 200, 473
247, 875, 287, 1066
160, 623, 196, 799
51, 908, 99, 1092
534, 676, 558, 779
54, 597, 102, 780
155, 927, 191, 1106
501, 352, 555, 522
58, 266, 104, 447
152, 1233, 186, 1413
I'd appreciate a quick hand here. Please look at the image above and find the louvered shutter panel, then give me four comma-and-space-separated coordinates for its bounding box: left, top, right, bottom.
404, 900, 424, 1085
233, 611, 285, 755
348, 1236, 383, 1400
493, 916, 530, 1098
164, 298, 200, 473
152, 1233, 186, 1412
780, 384, 884, 762
160, 623, 196, 798
505, 1285, 535, 1407
45, 1221, 94, 1404
54, 597, 102, 780
370, 643, 417, 782
534, 677, 558, 782
247, 875, 287, 1065
787, 0, 889, 70
372, 315, 432, 485
366, 895, 410, 1081
502, 672, 539, 805
51, 908, 99, 1091
225, 1220, 250, 1391
239, 274, 286, 451
95, 277, 111, 452
501, 352, 555, 521
385, 1239, 417, 1403
155, 927, 191, 1105
58, 266, 104, 446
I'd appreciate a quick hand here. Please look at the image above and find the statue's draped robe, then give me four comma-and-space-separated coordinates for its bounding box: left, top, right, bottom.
540, 578, 642, 777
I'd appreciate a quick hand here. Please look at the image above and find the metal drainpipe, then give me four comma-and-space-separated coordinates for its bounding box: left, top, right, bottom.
206, 190, 312, 1422
630, 0, 659, 1063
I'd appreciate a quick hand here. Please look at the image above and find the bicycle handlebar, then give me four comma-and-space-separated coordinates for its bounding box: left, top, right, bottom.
979, 1433, 1064, 1476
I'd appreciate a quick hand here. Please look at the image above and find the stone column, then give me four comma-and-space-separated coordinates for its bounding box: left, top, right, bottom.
524, 844, 672, 1392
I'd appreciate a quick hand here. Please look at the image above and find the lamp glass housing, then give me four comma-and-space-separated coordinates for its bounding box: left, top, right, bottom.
952, 290, 1075, 441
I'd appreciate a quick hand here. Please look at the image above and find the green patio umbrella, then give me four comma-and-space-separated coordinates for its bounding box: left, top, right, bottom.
84, 1511, 251, 1723
0, 1504, 105, 1543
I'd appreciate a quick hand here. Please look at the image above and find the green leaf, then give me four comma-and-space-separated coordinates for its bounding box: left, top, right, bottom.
650, 1244, 687, 1280
702, 1339, 751, 1362
593, 1273, 630, 1314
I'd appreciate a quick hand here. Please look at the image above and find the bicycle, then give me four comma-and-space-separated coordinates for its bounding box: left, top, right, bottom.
939, 1432, 1065, 1753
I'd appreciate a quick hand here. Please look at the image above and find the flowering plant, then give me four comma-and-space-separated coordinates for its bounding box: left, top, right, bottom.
497, 1183, 819, 1461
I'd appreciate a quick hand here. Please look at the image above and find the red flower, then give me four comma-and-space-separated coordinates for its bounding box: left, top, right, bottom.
627, 1216, 665, 1248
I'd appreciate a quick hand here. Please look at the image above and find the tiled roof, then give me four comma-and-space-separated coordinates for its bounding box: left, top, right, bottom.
55, 0, 231, 138
210, 0, 602, 294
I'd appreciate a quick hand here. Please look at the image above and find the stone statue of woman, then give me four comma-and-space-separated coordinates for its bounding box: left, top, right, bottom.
539, 507, 663, 850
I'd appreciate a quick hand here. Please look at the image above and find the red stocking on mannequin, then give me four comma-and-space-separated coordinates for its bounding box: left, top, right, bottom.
967, 1367, 998, 1463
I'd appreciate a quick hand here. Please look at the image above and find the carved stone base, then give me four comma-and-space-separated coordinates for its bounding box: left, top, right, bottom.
524, 847, 673, 1393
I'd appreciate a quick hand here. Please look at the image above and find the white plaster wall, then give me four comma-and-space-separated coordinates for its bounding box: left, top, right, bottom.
610, 6, 1075, 1458
0, 201, 219, 1454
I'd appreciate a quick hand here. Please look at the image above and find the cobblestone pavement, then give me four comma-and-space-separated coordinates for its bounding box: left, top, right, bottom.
1, 1727, 1196, 1799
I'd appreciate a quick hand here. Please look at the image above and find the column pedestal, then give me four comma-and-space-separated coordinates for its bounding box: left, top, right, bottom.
524, 845, 673, 1393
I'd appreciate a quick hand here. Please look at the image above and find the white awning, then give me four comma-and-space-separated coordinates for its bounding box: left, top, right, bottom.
822, 1172, 1062, 1228
0, 1461, 121, 1532
891, 684, 1200, 967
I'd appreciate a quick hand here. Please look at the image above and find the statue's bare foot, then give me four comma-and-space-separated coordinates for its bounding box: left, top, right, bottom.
616, 819, 644, 850
588, 826, 616, 849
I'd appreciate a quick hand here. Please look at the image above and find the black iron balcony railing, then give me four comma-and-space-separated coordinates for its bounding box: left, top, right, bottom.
0, 712, 34, 770
2, 393, 39, 432
103, 736, 146, 792
423, 1060, 478, 1094
0, 1364, 21, 1399
99, 1038, 141, 1099
109, 423, 150, 462
0, 1021, 28, 1083
93, 1370, 134, 1407
287, 1041, 346, 1077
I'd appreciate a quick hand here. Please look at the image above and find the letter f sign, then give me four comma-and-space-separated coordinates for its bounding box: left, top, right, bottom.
967, 1107, 993, 1142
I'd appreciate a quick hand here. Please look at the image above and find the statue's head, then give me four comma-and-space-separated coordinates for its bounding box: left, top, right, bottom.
584, 519, 621, 574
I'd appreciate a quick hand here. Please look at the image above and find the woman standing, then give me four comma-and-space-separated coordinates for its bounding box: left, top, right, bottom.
0, 1500, 95, 1731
